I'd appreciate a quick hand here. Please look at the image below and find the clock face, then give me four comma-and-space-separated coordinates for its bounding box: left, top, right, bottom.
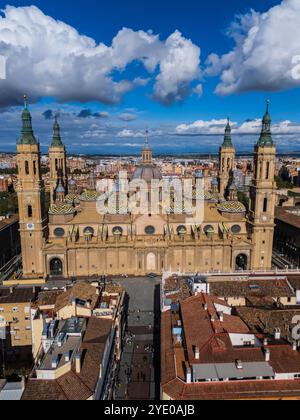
27, 223, 35, 231
262, 216, 268, 222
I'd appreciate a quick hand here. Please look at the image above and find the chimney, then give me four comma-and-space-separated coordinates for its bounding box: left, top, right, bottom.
236, 360, 243, 370
65, 352, 70, 363
195, 347, 200, 360
186, 368, 192, 384
51, 356, 59, 369
264, 349, 270, 362
210, 315, 215, 322
203, 304, 208, 311
293, 342, 298, 352
76, 353, 81, 374
10, 287, 14, 294
275, 328, 281, 340
218, 312, 224, 322
263, 338, 268, 347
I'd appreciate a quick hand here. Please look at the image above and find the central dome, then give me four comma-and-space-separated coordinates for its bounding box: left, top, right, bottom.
131, 133, 162, 182
132, 165, 162, 183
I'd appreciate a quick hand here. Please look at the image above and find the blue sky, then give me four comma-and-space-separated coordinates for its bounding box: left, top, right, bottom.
0, 0, 300, 154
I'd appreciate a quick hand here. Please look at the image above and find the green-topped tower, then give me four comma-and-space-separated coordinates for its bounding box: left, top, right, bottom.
49, 114, 67, 205
16, 96, 47, 280
249, 100, 277, 270
218, 118, 236, 197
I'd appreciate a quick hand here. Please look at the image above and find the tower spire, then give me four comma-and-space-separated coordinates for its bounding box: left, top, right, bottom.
258, 99, 273, 147
222, 118, 233, 148
19, 95, 37, 145
142, 129, 152, 164
52, 113, 63, 147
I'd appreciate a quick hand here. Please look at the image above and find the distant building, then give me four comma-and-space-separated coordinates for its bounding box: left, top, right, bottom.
161, 293, 300, 400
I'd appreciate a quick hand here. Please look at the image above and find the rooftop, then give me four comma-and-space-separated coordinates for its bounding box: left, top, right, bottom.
0, 287, 39, 305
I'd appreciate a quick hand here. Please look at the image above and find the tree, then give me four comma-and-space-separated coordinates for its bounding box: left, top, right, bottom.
0, 192, 18, 215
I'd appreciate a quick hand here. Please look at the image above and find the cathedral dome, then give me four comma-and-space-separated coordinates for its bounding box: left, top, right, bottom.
49, 204, 76, 215
65, 193, 80, 205
80, 190, 100, 202
218, 201, 246, 214
132, 165, 162, 183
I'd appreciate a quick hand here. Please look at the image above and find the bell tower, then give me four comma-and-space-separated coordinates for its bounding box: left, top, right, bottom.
16, 96, 47, 279
219, 119, 235, 197
249, 100, 276, 271
49, 115, 67, 204
142, 130, 153, 165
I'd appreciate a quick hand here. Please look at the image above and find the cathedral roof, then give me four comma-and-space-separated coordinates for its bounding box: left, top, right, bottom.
218, 201, 246, 214
65, 193, 80, 204
132, 165, 162, 183
80, 190, 101, 202
49, 204, 76, 216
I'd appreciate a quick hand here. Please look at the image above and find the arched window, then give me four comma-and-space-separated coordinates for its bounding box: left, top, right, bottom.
50, 258, 63, 277
33, 161, 37, 175
263, 198, 268, 213
27, 205, 33, 218
236, 254, 248, 271
25, 161, 29, 175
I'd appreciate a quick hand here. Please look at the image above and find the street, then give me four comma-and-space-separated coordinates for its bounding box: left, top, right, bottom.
114, 277, 161, 401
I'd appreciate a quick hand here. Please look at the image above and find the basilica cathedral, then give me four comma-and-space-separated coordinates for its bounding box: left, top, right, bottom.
16, 98, 276, 280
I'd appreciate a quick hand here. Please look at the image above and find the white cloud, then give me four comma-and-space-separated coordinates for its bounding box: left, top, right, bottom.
205, 0, 300, 95
176, 119, 233, 135
153, 31, 201, 105
0, 6, 202, 107
117, 128, 163, 138
176, 118, 300, 135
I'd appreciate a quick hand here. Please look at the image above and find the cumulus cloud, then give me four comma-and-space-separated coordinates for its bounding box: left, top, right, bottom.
205, 0, 300, 95
118, 113, 138, 122
0, 6, 202, 107
117, 128, 163, 138
153, 31, 201, 105
176, 118, 300, 136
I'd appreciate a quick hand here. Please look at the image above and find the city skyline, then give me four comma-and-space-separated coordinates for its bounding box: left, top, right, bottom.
0, 0, 300, 153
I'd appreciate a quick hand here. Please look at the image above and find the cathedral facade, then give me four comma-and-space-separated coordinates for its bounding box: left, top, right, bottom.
16, 98, 277, 280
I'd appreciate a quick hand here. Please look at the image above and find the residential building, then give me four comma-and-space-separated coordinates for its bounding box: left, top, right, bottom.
161, 293, 300, 400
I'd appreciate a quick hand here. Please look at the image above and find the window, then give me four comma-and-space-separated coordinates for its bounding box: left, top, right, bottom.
263, 198, 268, 213
204, 225, 214, 234
27, 205, 33, 218
54, 228, 65, 237
83, 227, 95, 236
145, 226, 155, 235
177, 225, 187, 235
112, 226, 123, 236
0, 308, 4, 313
25, 161, 29, 175
33, 160, 37, 175
266, 162, 270, 180
12, 307, 18, 313
231, 225, 241, 234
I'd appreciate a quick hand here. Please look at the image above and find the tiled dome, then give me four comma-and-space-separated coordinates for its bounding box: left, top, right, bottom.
49, 204, 76, 215
65, 193, 80, 205
218, 201, 246, 214
80, 190, 101, 202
